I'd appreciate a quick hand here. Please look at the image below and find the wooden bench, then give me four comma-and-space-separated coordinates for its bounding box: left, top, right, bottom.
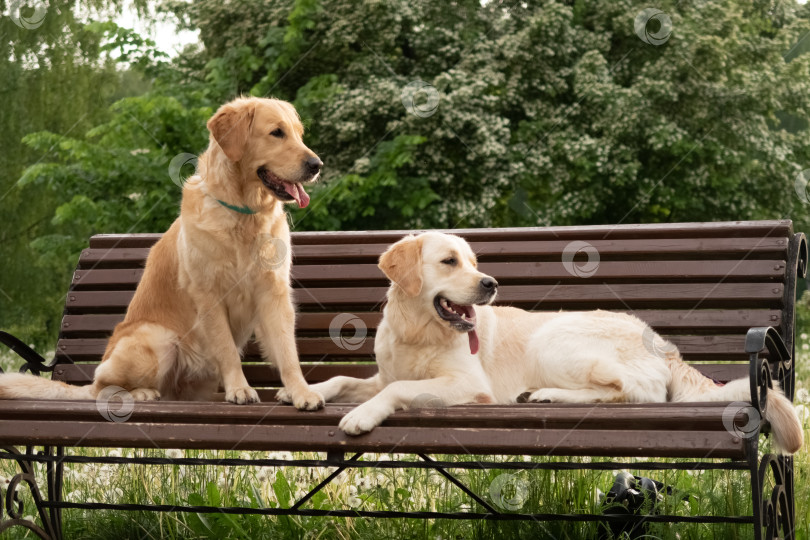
0, 220, 804, 539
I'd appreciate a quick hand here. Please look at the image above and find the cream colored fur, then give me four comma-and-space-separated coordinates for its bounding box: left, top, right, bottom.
311, 232, 803, 454
0, 97, 325, 410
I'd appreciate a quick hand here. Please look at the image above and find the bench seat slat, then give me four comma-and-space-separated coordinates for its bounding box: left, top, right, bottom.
0, 419, 745, 458
51, 362, 750, 386
0, 400, 749, 431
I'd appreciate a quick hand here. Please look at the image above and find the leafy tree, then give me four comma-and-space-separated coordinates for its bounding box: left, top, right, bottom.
0, 1, 155, 346
7, 0, 810, 347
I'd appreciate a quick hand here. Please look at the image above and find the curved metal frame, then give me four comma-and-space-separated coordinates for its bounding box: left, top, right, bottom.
0, 446, 61, 540
0, 332, 56, 376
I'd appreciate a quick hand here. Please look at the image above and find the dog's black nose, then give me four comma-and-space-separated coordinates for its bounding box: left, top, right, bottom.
480, 277, 498, 291
305, 156, 323, 174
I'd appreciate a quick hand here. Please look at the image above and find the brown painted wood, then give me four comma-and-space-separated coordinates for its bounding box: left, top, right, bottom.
77, 237, 790, 269
52, 334, 762, 365
50, 361, 749, 387
58, 310, 783, 338
70, 259, 787, 290
0, 400, 749, 431
63, 282, 784, 314
86, 220, 793, 249
0, 419, 745, 458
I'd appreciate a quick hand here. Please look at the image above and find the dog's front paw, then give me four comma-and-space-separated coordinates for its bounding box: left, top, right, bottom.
278, 387, 324, 411
339, 405, 383, 435
226, 386, 260, 405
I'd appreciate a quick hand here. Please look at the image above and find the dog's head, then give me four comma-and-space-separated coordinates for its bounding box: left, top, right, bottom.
378, 232, 497, 352
206, 97, 322, 208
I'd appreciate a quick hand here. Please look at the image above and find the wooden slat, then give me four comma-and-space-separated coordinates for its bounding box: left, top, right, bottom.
55, 337, 374, 362
63, 283, 784, 314
0, 419, 745, 457
51, 361, 749, 387
53, 334, 759, 364
86, 220, 793, 248
70, 259, 788, 290
59, 310, 782, 338
0, 400, 750, 431
77, 237, 790, 269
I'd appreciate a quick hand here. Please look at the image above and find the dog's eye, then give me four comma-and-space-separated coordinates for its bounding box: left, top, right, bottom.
270, 128, 284, 138
441, 257, 457, 266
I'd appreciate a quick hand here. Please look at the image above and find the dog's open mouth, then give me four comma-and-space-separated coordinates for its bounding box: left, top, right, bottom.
258, 167, 310, 208
434, 296, 480, 355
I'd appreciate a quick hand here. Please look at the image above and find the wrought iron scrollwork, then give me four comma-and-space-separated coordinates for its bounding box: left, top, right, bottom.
757, 454, 794, 540
746, 327, 793, 436
0, 446, 61, 540
0, 331, 56, 376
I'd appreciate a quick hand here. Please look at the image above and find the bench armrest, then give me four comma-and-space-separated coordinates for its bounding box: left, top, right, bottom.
0, 331, 53, 376
745, 326, 793, 418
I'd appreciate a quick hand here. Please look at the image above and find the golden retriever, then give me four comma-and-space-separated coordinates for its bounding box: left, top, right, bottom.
310, 232, 803, 453
0, 97, 325, 410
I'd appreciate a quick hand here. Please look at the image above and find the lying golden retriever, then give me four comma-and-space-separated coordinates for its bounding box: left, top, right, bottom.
311, 232, 803, 453
0, 97, 324, 410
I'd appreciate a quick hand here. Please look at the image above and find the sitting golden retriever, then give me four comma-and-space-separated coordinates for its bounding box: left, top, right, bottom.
310, 232, 802, 453
0, 97, 325, 410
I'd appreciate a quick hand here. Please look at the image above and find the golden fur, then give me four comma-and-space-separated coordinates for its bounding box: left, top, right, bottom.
0, 97, 325, 410
311, 232, 803, 454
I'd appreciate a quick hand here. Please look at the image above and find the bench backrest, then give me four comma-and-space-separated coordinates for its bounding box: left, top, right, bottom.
52, 220, 807, 397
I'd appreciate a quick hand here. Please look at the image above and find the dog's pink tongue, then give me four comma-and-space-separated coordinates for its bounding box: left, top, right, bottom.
283, 183, 310, 208
468, 329, 479, 355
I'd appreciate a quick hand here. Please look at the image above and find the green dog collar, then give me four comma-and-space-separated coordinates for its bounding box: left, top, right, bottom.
216, 199, 256, 215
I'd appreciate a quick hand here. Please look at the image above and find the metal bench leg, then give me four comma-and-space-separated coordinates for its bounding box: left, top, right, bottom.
0, 446, 61, 540
753, 452, 794, 540
748, 437, 763, 540
45, 446, 64, 540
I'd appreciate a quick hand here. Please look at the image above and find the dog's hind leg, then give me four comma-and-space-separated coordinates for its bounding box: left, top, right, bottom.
94, 323, 177, 401
525, 386, 624, 404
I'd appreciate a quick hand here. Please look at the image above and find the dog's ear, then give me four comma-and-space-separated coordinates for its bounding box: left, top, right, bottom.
207, 102, 255, 162
378, 235, 423, 296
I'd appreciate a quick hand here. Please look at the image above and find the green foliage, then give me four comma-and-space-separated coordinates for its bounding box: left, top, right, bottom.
3, 0, 810, 347
0, 2, 152, 347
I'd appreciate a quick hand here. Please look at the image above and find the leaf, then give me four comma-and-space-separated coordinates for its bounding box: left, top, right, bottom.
206, 481, 221, 507
273, 472, 292, 508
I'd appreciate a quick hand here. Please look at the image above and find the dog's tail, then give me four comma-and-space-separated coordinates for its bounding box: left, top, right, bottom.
665, 350, 803, 454
0, 373, 96, 400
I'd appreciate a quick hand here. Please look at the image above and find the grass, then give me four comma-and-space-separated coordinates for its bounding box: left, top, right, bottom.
1, 301, 809, 539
